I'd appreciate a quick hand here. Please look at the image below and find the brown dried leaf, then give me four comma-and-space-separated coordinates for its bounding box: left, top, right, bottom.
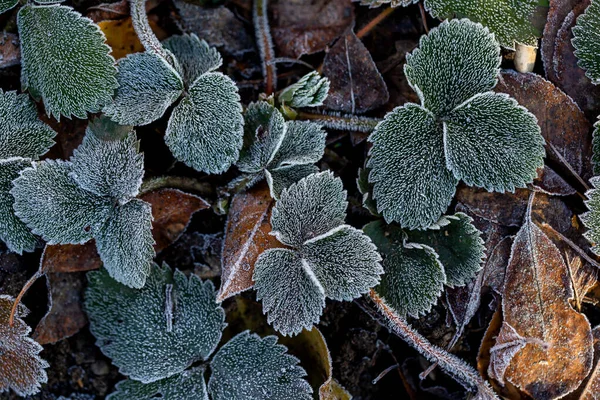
0, 32, 20, 69
322, 29, 389, 114
575, 326, 600, 400
98, 18, 145, 60
533, 166, 577, 196
566, 256, 598, 312
456, 186, 529, 227
491, 214, 593, 399
42, 242, 102, 274
87, 0, 129, 22
270, 0, 354, 58
218, 183, 281, 302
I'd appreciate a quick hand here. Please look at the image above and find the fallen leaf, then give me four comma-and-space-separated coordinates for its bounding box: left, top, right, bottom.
87, 0, 129, 22
98, 18, 145, 60
218, 183, 281, 302
489, 211, 593, 399
566, 256, 598, 312
322, 28, 389, 114
0, 32, 20, 69
456, 186, 529, 227
533, 165, 577, 196
270, 0, 355, 58
41, 242, 102, 274
574, 326, 600, 400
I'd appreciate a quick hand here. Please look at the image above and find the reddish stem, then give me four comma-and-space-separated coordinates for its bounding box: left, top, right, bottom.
9, 269, 43, 326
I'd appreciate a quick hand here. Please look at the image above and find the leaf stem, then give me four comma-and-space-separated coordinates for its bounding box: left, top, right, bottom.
356, 6, 396, 39
139, 176, 214, 198
295, 110, 381, 133
253, 0, 277, 94
129, 0, 176, 65
9, 269, 43, 327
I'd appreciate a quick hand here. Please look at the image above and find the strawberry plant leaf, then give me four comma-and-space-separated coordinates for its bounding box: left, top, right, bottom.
265, 164, 319, 199
86, 264, 226, 383
108, 368, 208, 400
208, 331, 312, 400
594, 120, 600, 175
278, 71, 330, 108
163, 34, 223, 87
18, 4, 117, 119
103, 51, 184, 126
95, 199, 155, 289
165, 72, 243, 174
0, 0, 18, 14
270, 121, 326, 169
572, 0, 600, 85
581, 177, 600, 255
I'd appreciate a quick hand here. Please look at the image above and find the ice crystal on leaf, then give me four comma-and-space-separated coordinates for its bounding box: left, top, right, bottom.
367, 19, 544, 229
573, 0, 600, 85
18, 4, 117, 119
236, 102, 326, 198
0, 0, 18, 14
278, 71, 330, 108
163, 34, 223, 87
254, 172, 383, 335
108, 368, 209, 400
581, 177, 600, 255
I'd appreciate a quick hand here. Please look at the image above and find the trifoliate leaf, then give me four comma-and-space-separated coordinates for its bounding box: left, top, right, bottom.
108, 368, 208, 400
270, 171, 347, 247
265, 164, 318, 199
104, 51, 184, 126
237, 102, 286, 174
269, 121, 326, 168
11, 160, 112, 245
86, 264, 226, 383
0, 158, 38, 254
278, 71, 330, 108
70, 129, 143, 200
0, 0, 17, 14
0, 90, 56, 160
573, 0, 600, 84
165, 72, 244, 174
0, 295, 48, 397
404, 19, 500, 116
18, 4, 117, 119
208, 331, 312, 400
364, 220, 446, 317
95, 199, 155, 289
163, 34, 223, 87
367, 104, 458, 229
405, 213, 484, 287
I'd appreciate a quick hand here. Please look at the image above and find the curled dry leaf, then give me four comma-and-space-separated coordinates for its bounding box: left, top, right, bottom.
489, 213, 593, 399
218, 183, 281, 302
575, 326, 600, 400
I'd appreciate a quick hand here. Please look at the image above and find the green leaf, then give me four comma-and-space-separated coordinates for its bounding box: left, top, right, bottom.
358, 0, 417, 7
364, 220, 446, 317
367, 104, 458, 229
237, 102, 286, 174
573, 0, 600, 84
104, 51, 184, 126
163, 34, 223, 87
208, 331, 312, 400
165, 72, 244, 174
444, 92, 544, 192
404, 19, 500, 117
405, 213, 484, 287
108, 368, 208, 400
70, 128, 144, 200
0, 90, 56, 160
95, 199, 155, 289
0, 158, 38, 254
581, 177, 600, 255
11, 160, 112, 245
86, 264, 226, 383
0, 0, 18, 14
594, 120, 600, 176
278, 71, 330, 108
18, 4, 117, 119
269, 121, 326, 169
265, 164, 318, 199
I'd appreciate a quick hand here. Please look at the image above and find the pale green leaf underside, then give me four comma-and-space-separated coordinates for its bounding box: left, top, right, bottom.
265, 164, 318, 199
108, 368, 208, 400
208, 331, 312, 400
364, 220, 446, 317
573, 0, 600, 85
95, 199, 155, 289
165, 72, 243, 174
11, 160, 112, 245
0, 0, 17, 14
86, 264, 226, 383
0, 90, 56, 160
163, 34, 223, 87
104, 51, 184, 126
278, 71, 330, 108
18, 4, 117, 119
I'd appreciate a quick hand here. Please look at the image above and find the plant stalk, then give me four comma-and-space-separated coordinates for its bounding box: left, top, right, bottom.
129, 0, 176, 66
253, 0, 277, 95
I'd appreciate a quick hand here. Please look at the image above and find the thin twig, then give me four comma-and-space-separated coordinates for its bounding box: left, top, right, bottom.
418, 3, 429, 33
356, 7, 396, 39
9, 269, 43, 326
547, 142, 590, 191
253, 0, 277, 94
539, 222, 600, 270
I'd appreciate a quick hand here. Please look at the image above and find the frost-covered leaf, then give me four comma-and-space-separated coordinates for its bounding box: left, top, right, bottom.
405, 213, 485, 287
237, 102, 286, 174
364, 220, 446, 317
108, 368, 208, 400
208, 331, 312, 400
278, 71, 330, 108
404, 19, 500, 116
165, 72, 243, 174
265, 164, 319, 199
367, 104, 458, 229
572, 0, 600, 84
581, 177, 600, 255
95, 199, 155, 289
104, 51, 184, 126
269, 121, 326, 169
163, 34, 222, 87
0, 0, 17, 14
0, 90, 55, 160
270, 171, 347, 247
18, 4, 117, 119
0, 158, 38, 254
0, 295, 48, 397
594, 120, 600, 175
11, 160, 112, 245
70, 128, 143, 200
444, 92, 544, 192
86, 263, 226, 383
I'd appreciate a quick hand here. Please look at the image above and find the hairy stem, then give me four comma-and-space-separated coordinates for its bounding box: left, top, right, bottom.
129, 0, 175, 65
9, 269, 43, 327
139, 176, 214, 198
296, 110, 381, 133
253, 0, 277, 94
356, 6, 396, 39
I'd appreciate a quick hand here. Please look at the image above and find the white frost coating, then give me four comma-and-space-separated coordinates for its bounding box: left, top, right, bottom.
208, 331, 312, 400
573, 0, 600, 84
581, 177, 600, 255
163, 34, 223, 86
17, 4, 117, 120
265, 164, 318, 199
278, 71, 330, 108
86, 264, 226, 383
